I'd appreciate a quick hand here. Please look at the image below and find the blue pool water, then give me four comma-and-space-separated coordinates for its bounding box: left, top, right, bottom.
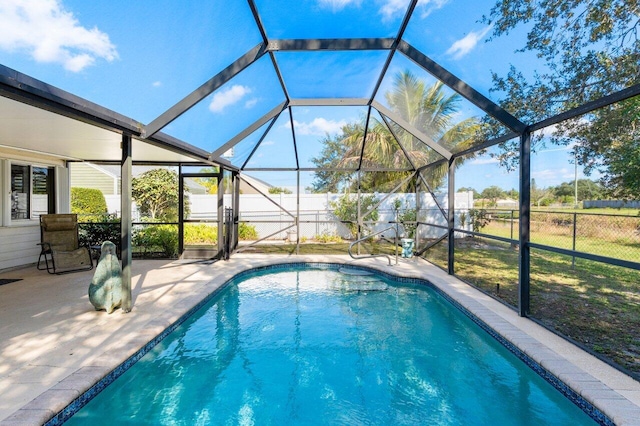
64, 266, 599, 425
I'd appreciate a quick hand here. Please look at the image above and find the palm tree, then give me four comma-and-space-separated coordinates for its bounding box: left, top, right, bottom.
332, 70, 482, 192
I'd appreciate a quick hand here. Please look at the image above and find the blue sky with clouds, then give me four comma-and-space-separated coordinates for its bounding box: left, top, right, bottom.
0, 0, 587, 192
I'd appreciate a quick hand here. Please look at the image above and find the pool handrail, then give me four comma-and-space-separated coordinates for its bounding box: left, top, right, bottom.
348, 223, 399, 266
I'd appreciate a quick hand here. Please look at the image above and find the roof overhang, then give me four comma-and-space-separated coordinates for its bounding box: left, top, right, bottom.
0, 64, 219, 166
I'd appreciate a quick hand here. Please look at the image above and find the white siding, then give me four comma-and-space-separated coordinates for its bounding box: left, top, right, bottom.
69, 163, 118, 195
0, 223, 41, 270
0, 159, 7, 227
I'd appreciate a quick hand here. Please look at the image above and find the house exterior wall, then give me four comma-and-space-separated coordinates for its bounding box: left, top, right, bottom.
0, 223, 41, 271
69, 162, 119, 195
0, 151, 69, 271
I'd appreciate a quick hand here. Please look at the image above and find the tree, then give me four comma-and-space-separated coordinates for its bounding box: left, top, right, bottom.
311, 71, 482, 192
309, 124, 359, 193
132, 168, 189, 221
457, 187, 479, 198
484, 0, 640, 197
194, 167, 219, 194
268, 187, 292, 194
553, 179, 604, 202
330, 193, 379, 238
505, 188, 519, 199
565, 98, 640, 199
530, 179, 552, 207
480, 186, 506, 206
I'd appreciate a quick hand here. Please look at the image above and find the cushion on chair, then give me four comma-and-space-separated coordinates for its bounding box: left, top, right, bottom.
51, 247, 92, 270
43, 221, 77, 231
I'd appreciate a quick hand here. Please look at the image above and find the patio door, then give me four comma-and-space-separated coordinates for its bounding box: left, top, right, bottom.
179, 169, 221, 260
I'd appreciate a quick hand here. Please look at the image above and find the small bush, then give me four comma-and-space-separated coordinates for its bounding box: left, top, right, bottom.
393, 198, 417, 238
238, 222, 258, 240
330, 193, 379, 237
314, 233, 343, 243
133, 224, 178, 257
71, 188, 107, 218
268, 186, 292, 194
78, 214, 121, 253
184, 224, 218, 244
469, 209, 491, 232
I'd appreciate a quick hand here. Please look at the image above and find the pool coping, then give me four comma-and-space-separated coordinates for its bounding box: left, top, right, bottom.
2, 255, 640, 425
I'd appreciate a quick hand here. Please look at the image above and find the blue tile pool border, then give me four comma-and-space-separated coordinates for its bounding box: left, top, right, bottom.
46, 261, 613, 426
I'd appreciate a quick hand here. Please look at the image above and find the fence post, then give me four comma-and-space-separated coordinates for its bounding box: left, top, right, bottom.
448, 158, 455, 275
518, 130, 531, 317
572, 212, 577, 269
357, 172, 361, 256
510, 210, 514, 241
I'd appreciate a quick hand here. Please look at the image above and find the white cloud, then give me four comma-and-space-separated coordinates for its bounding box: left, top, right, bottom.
152, 81, 162, 87
469, 157, 499, 166
532, 168, 573, 184
417, 0, 449, 18
209, 85, 252, 113
379, 0, 409, 18
536, 145, 572, 154
536, 123, 558, 138
245, 98, 258, 109
446, 25, 492, 60
380, 0, 449, 20
284, 118, 347, 136
0, 0, 117, 72
317, 0, 360, 11
261, 140, 275, 146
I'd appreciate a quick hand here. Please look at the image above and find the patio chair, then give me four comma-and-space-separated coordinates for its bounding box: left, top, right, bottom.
37, 214, 93, 274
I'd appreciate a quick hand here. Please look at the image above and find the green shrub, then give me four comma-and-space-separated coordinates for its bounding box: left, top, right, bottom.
184, 223, 218, 244
133, 224, 178, 257
330, 193, 379, 237
469, 209, 491, 232
268, 186, 292, 194
238, 222, 258, 240
78, 214, 121, 253
313, 233, 343, 243
71, 188, 107, 219
393, 198, 417, 238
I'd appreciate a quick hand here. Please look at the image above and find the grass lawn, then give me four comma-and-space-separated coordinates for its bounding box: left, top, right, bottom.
534, 207, 640, 216
448, 236, 640, 378
236, 240, 401, 256
480, 216, 640, 263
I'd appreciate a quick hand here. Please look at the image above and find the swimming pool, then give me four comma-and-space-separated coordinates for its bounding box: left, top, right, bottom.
59, 264, 602, 425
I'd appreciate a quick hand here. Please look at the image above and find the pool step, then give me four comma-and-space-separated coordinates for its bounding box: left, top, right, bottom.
331, 274, 388, 292
338, 267, 374, 276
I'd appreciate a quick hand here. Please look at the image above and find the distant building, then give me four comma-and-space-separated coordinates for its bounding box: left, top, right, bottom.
69, 162, 272, 199
496, 198, 518, 208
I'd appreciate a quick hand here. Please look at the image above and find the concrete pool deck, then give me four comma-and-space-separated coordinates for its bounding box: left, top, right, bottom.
1, 255, 639, 425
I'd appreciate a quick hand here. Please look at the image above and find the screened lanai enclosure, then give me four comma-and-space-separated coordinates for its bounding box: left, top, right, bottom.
1, 1, 639, 380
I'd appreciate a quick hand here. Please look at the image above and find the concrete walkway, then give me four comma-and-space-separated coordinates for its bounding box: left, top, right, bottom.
1, 255, 639, 425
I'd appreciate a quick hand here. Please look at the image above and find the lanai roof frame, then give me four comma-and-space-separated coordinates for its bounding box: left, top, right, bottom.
141, 0, 526, 174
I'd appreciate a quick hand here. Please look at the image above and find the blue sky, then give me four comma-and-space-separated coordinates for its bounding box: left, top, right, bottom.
455, 142, 597, 194
0, 0, 589, 192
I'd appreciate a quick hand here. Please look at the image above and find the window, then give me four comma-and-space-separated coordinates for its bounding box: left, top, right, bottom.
11, 165, 29, 219
11, 164, 55, 220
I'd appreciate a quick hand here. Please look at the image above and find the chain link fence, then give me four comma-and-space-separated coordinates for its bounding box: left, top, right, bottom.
470, 209, 640, 263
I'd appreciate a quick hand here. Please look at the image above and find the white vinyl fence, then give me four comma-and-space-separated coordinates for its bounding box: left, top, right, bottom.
104, 191, 474, 241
